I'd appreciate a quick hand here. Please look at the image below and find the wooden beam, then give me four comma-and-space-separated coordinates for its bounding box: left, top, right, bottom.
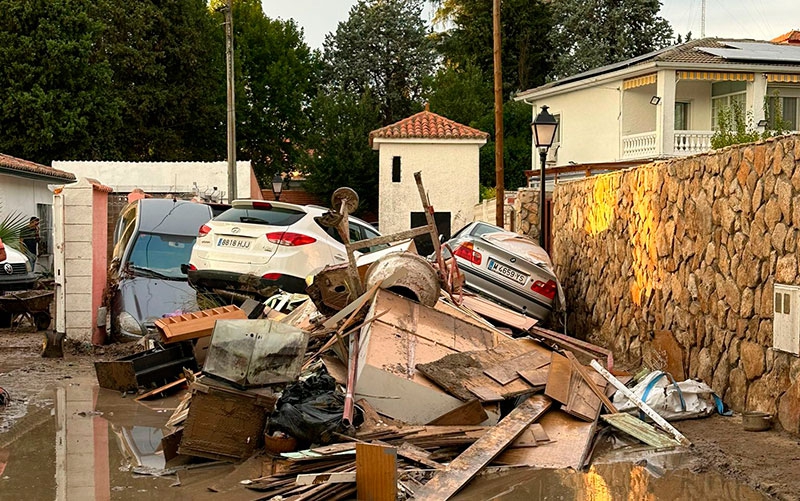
413, 395, 552, 501
564, 351, 618, 413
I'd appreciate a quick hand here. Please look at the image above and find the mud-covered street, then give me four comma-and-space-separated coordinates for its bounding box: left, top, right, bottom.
2, 329, 798, 500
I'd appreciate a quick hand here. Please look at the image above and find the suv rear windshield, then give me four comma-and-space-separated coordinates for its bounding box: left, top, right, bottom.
216, 207, 305, 226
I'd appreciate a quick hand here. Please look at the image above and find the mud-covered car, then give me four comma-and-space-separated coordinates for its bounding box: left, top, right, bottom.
108, 199, 213, 340
0, 244, 37, 292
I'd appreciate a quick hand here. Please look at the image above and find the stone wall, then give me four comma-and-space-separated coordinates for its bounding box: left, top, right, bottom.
548, 134, 800, 433
514, 188, 540, 242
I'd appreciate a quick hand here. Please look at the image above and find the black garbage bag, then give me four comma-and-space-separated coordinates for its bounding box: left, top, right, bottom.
269, 373, 357, 446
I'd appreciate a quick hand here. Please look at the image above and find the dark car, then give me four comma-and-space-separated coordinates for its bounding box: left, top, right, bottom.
443, 221, 565, 322
109, 199, 213, 341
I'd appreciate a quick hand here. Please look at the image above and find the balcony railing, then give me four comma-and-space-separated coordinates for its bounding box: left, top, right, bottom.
674, 130, 714, 155
622, 132, 657, 159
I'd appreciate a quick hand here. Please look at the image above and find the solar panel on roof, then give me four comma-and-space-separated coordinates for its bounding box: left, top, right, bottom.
698, 42, 800, 63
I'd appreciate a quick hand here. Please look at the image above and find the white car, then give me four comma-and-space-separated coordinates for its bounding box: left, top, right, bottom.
0, 244, 36, 292
187, 200, 395, 295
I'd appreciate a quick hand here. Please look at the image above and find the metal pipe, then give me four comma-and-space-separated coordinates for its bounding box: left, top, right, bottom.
342, 327, 359, 428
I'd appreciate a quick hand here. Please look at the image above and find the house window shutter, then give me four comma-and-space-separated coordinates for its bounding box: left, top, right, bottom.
392, 156, 401, 183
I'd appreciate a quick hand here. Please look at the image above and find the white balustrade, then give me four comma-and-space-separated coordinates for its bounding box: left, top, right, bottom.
621, 132, 657, 159
673, 130, 714, 155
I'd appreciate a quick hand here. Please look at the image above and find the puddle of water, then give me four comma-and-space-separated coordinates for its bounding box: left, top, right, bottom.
0, 377, 772, 501
453, 462, 767, 500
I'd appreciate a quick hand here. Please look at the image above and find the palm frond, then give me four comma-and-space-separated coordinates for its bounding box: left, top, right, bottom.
0, 203, 28, 251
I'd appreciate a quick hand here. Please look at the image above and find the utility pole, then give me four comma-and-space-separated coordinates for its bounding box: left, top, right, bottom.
701, 0, 706, 38
224, 0, 237, 202
493, 0, 504, 228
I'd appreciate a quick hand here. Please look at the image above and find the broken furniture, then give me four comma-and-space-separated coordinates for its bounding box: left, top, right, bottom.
94, 342, 197, 392
178, 378, 278, 461
203, 319, 309, 388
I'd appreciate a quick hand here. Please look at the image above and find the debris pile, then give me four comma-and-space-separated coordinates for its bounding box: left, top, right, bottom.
93, 173, 714, 499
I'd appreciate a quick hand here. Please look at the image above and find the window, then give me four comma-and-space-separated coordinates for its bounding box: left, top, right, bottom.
711, 81, 746, 131
767, 96, 798, 131
553, 114, 562, 144
392, 156, 401, 183
674, 102, 689, 130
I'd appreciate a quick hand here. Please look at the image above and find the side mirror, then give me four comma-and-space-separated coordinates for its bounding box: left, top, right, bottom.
180, 264, 189, 275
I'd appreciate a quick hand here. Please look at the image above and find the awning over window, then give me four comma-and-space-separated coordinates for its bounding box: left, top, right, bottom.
678, 71, 754, 81
766, 73, 800, 83
622, 73, 657, 90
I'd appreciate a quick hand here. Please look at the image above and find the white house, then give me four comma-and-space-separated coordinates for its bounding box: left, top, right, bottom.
51, 160, 260, 202
369, 109, 488, 248
516, 36, 800, 168
0, 153, 76, 271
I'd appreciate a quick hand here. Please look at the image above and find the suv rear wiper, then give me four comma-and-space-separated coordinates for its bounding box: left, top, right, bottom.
239, 216, 270, 224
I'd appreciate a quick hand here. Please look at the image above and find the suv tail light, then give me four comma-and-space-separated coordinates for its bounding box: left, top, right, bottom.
188, 264, 197, 271
262, 273, 282, 280
252, 201, 273, 210
531, 279, 557, 300
266, 232, 316, 246
453, 242, 482, 265
198, 224, 211, 237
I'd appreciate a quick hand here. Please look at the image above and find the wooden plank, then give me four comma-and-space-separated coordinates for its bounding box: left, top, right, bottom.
517, 366, 549, 387
465, 384, 504, 402
427, 399, 488, 426
601, 413, 681, 448
459, 294, 538, 331
544, 351, 572, 404
531, 423, 549, 443
483, 350, 550, 385
495, 409, 595, 470
564, 365, 606, 422
135, 371, 202, 401
564, 351, 617, 414
397, 442, 442, 469
296, 472, 356, 486
413, 395, 552, 501
356, 443, 397, 501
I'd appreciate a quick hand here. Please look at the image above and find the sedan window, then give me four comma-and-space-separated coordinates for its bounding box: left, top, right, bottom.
215, 208, 304, 226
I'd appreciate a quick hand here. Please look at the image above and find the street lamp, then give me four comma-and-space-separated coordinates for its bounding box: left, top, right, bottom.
532, 105, 559, 248
272, 173, 284, 201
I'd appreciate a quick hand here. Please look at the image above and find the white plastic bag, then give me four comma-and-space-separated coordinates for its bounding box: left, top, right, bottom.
611, 370, 720, 421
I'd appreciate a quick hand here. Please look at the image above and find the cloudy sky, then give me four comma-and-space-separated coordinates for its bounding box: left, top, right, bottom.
262, 0, 800, 50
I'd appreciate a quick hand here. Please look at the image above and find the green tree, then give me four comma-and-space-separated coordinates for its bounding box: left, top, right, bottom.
431, 0, 553, 96
100, 0, 225, 160
0, 0, 121, 163
304, 90, 382, 212
322, 0, 435, 124
231, 0, 319, 182
550, 0, 673, 78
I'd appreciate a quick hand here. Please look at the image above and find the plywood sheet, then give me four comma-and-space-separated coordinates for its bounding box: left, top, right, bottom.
544, 351, 572, 404
484, 349, 550, 385
517, 367, 549, 387
414, 395, 552, 501
427, 399, 488, 426
565, 367, 607, 422
494, 409, 596, 470
416, 338, 549, 402
651, 330, 686, 381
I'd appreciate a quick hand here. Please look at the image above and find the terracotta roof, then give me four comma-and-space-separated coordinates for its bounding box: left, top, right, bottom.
0, 153, 76, 181
773, 30, 800, 45
369, 110, 488, 147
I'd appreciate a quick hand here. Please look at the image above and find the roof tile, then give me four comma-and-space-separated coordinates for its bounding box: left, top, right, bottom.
0, 153, 76, 181
369, 110, 488, 146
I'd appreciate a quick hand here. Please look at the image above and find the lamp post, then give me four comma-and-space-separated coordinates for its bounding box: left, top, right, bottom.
531, 105, 559, 248
272, 173, 284, 201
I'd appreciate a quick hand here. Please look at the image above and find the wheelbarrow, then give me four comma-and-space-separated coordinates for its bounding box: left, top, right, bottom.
0, 290, 55, 331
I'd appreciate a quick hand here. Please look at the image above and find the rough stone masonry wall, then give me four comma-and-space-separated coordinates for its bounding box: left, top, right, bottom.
549, 134, 800, 434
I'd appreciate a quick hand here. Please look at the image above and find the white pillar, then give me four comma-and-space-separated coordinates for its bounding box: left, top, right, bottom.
656, 70, 677, 156
749, 73, 768, 126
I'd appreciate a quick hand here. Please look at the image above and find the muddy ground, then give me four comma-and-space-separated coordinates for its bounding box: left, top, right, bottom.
0, 327, 798, 500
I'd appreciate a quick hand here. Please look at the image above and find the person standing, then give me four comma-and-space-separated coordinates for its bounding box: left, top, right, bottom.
22, 217, 40, 264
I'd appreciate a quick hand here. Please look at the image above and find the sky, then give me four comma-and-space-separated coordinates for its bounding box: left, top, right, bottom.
262, 0, 800, 51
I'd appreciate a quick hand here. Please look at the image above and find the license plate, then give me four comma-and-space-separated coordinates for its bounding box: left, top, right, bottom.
217, 237, 251, 249
487, 258, 527, 285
